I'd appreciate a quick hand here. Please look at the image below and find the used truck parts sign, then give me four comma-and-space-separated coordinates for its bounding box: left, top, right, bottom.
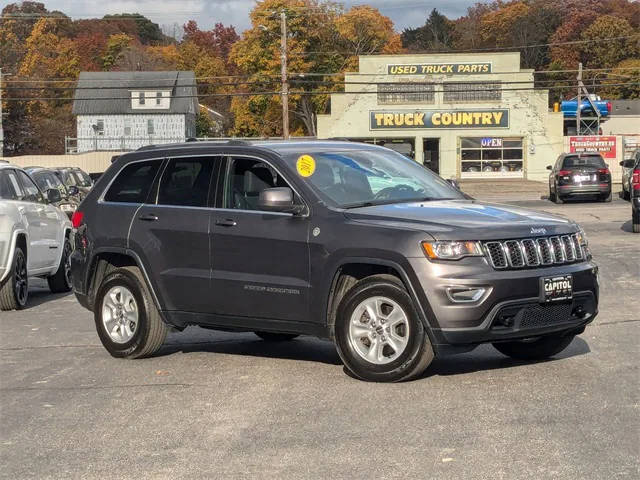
387, 63, 492, 75
370, 109, 509, 130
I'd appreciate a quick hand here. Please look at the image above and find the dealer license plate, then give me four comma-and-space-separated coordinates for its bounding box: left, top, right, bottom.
541, 275, 573, 302
573, 174, 592, 183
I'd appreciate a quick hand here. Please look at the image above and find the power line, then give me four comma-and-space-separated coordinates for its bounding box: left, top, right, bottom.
5, 75, 637, 92
288, 34, 640, 56
3, 66, 638, 85
2, 82, 637, 102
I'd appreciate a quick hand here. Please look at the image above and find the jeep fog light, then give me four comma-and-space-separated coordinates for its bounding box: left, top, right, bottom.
422, 241, 484, 260
446, 286, 487, 303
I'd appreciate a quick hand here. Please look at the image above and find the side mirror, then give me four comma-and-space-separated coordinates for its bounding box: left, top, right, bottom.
546, 165, 552, 170
67, 185, 79, 196
258, 187, 303, 214
46, 188, 62, 204
446, 178, 460, 190
620, 160, 625, 167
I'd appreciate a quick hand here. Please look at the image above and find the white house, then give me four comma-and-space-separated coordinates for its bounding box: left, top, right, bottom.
72, 71, 199, 153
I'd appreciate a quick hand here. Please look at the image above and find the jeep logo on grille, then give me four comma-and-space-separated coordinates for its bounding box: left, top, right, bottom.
530, 227, 547, 235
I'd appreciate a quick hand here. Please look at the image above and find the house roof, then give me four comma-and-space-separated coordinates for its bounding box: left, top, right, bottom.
72, 71, 199, 115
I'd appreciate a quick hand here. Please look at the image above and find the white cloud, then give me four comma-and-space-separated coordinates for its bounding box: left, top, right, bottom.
0, 0, 484, 31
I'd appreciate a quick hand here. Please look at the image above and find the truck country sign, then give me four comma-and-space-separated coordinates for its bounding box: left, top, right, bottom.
387, 63, 492, 75
370, 109, 509, 130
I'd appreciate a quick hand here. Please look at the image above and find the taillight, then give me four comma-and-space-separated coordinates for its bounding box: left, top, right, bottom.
597, 168, 610, 175
558, 170, 571, 176
633, 169, 640, 191
71, 211, 84, 228
607, 101, 612, 112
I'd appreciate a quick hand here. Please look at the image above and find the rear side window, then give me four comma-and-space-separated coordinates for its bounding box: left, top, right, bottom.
0, 170, 23, 200
157, 157, 215, 207
104, 160, 162, 203
562, 155, 605, 169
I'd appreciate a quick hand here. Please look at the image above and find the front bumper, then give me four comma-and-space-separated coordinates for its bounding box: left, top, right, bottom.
408, 256, 599, 346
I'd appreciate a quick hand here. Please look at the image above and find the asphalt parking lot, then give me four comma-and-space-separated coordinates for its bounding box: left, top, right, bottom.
1, 192, 638, 479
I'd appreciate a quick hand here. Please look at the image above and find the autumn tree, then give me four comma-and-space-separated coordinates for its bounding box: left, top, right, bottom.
580, 15, 639, 68
231, 0, 401, 136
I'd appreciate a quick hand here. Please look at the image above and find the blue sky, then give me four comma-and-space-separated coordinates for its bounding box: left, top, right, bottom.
0, 0, 486, 33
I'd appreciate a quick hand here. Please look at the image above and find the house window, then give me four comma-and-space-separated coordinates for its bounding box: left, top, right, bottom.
147, 119, 154, 135
139, 92, 145, 105
156, 92, 162, 105
378, 83, 434, 104
443, 82, 501, 102
95, 119, 104, 136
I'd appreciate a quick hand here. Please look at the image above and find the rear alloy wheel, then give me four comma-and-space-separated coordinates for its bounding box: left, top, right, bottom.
0, 247, 28, 311
335, 274, 434, 382
492, 333, 575, 361
94, 266, 168, 359
254, 332, 299, 341
553, 184, 564, 204
47, 238, 73, 293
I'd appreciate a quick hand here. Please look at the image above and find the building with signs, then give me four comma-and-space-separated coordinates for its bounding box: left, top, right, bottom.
317, 52, 564, 180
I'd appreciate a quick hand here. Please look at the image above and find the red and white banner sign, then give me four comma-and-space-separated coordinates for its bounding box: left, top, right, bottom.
568, 136, 617, 159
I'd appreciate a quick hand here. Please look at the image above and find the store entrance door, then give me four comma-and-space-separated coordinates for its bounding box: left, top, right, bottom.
423, 139, 440, 173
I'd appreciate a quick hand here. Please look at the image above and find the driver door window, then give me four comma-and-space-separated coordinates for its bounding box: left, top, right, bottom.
224, 157, 291, 211
17, 171, 44, 204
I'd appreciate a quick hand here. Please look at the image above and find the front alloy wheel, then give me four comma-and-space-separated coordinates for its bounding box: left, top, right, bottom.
335, 274, 434, 382
347, 296, 410, 365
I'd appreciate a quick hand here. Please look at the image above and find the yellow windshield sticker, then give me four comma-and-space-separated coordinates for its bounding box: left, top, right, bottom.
296, 155, 316, 177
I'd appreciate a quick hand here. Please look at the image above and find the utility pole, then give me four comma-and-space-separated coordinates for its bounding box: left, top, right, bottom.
576, 62, 582, 135
280, 11, 289, 140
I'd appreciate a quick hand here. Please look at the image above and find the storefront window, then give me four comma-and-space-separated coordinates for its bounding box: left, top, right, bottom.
460, 137, 523, 177
378, 83, 435, 104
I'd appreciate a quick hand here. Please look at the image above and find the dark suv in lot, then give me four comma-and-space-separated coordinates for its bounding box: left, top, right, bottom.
71, 141, 599, 382
547, 152, 611, 203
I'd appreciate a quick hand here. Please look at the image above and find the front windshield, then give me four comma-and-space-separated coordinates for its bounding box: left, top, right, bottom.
285, 148, 463, 208
72, 170, 92, 187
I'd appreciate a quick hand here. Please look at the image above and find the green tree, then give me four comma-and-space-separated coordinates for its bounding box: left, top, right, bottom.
402, 9, 454, 52
580, 15, 639, 68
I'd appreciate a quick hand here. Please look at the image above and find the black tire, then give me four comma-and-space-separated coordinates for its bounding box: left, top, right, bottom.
94, 266, 168, 359
47, 237, 72, 293
492, 333, 575, 361
549, 188, 556, 203
254, 332, 299, 341
622, 188, 630, 201
334, 274, 434, 382
600, 191, 612, 202
633, 210, 640, 233
0, 247, 28, 311
554, 193, 564, 204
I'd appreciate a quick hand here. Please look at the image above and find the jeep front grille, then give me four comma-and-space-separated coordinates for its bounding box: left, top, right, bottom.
483, 234, 586, 270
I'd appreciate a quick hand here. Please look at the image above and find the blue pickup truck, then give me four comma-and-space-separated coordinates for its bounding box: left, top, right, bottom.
561, 95, 611, 118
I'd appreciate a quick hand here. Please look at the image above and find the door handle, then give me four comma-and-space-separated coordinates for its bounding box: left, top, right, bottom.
215, 218, 237, 227
139, 214, 159, 222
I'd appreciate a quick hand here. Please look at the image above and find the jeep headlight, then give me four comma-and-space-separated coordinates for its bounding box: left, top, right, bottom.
421, 241, 484, 260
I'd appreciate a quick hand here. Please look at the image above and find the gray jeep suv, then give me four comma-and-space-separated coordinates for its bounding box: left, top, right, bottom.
70, 141, 598, 382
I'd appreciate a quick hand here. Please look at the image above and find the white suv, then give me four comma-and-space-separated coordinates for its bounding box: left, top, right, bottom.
0, 163, 73, 310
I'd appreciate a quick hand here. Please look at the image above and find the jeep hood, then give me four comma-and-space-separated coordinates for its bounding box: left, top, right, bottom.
344, 199, 577, 240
